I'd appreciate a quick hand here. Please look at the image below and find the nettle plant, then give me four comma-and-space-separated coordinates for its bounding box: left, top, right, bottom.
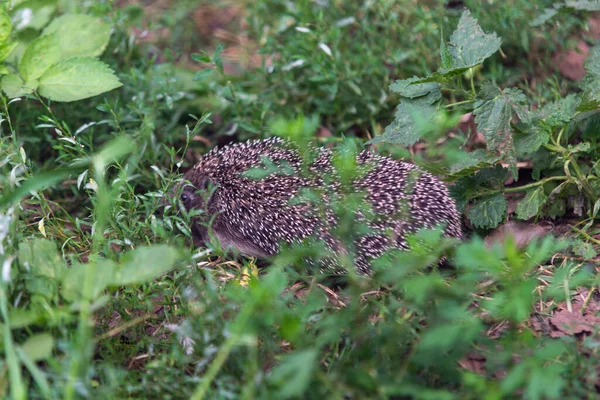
371, 9, 600, 232
0, 4, 121, 102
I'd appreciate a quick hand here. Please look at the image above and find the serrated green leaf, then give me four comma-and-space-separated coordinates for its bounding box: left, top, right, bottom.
20, 333, 54, 361
448, 10, 502, 69
369, 99, 438, 146
0, 41, 17, 62
474, 82, 526, 176
371, 79, 441, 146
389, 77, 441, 100
581, 43, 600, 103
535, 94, 580, 127
1, 73, 34, 98
109, 245, 180, 286
19, 33, 61, 82
440, 30, 452, 70
18, 239, 66, 280
38, 57, 122, 102
0, 10, 11, 43
514, 129, 549, 156
42, 14, 111, 58
446, 149, 501, 177
516, 187, 547, 220
413, 67, 471, 84
565, 0, 600, 11
468, 194, 507, 229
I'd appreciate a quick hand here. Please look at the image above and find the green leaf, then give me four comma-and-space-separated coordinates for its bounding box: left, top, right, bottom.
268, 349, 318, 399
369, 100, 438, 146
468, 194, 507, 229
581, 43, 600, 103
0, 10, 11, 43
446, 149, 501, 177
389, 77, 441, 100
1, 73, 34, 98
474, 82, 527, 177
448, 10, 502, 68
440, 30, 452, 70
38, 57, 122, 102
535, 94, 580, 127
0, 41, 17, 62
16, 347, 52, 398
42, 14, 111, 58
0, 167, 72, 208
213, 43, 224, 71
530, 6, 561, 27
19, 33, 61, 82
513, 129, 549, 156
61, 259, 115, 302
109, 245, 180, 286
18, 239, 66, 280
20, 333, 54, 361
11, 0, 57, 31
565, 0, 600, 11
92, 135, 135, 172
191, 51, 211, 63
369, 78, 441, 146
515, 187, 548, 220
193, 68, 213, 81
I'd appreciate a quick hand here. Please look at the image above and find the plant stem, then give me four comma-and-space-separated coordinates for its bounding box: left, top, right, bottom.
471, 176, 568, 199
444, 99, 474, 108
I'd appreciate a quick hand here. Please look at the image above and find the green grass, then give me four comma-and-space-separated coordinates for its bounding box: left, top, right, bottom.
1, 0, 600, 399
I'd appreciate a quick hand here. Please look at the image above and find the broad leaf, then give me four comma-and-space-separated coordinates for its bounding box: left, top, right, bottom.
368, 78, 441, 146
514, 129, 549, 156
11, 0, 57, 31
516, 187, 548, 220
468, 193, 507, 229
535, 94, 580, 127
18, 239, 66, 280
447, 10, 502, 69
447, 149, 502, 177
580, 43, 600, 104
42, 14, 111, 58
0, 11, 11, 43
474, 82, 527, 177
61, 259, 115, 302
389, 77, 441, 100
1, 73, 34, 98
20, 333, 54, 361
0, 41, 17, 62
38, 57, 122, 102
19, 33, 61, 82
109, 245, 180, 286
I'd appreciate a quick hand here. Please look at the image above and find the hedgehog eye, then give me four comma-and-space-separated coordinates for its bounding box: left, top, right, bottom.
181, 193, 189, 202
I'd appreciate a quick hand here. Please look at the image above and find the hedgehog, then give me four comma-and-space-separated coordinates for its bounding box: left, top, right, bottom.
174, 137, 462, 275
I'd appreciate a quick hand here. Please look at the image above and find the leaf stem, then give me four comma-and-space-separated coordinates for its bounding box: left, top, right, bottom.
471, 176, 568, 199
444, 99, 473, 108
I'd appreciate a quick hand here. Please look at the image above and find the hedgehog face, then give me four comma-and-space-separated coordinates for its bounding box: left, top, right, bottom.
177, 170, 213, 213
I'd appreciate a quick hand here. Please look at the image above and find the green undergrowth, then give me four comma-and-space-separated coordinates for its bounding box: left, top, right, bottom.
1, 0, 600, 399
